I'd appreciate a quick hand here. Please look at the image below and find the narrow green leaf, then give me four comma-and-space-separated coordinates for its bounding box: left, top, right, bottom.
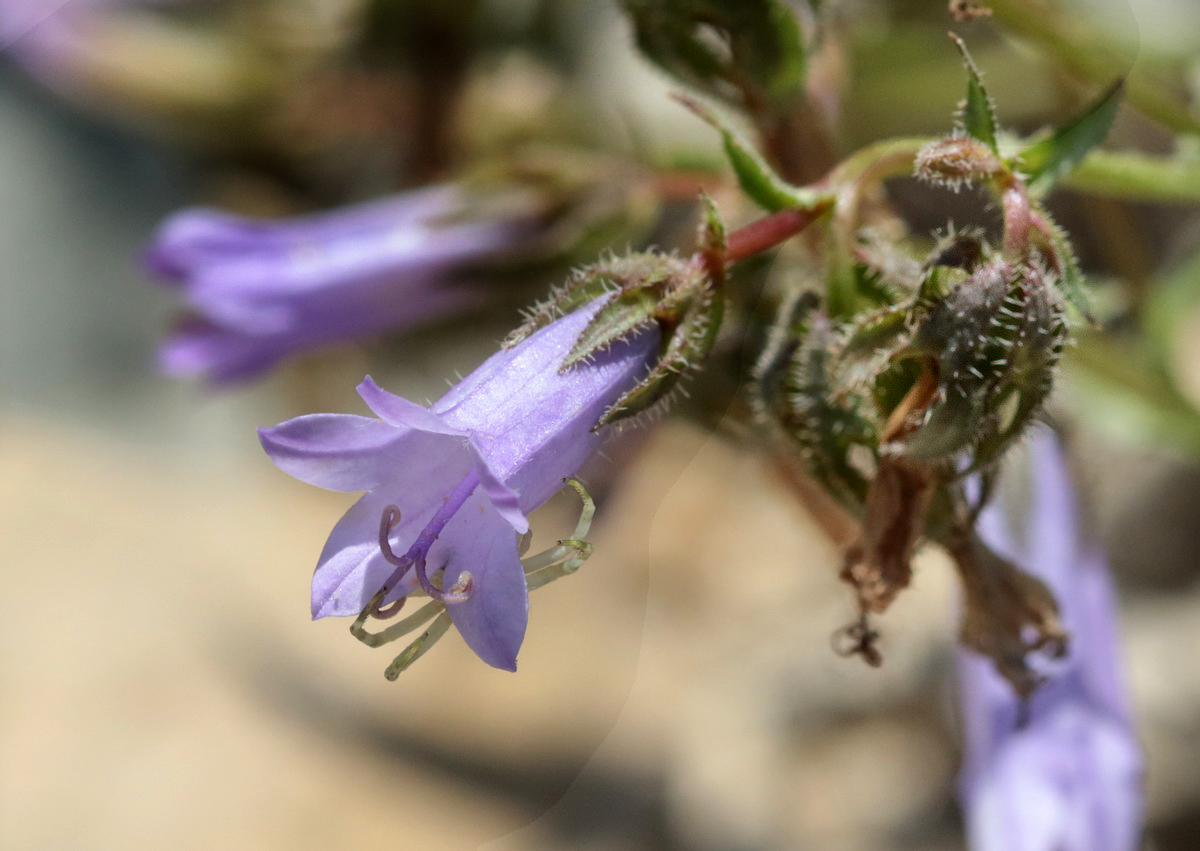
1040, 214, 1095, 322
598, 298, 722, 426
674, 93, 823, 212
504, 271, 615, 347
762, 0, 808, 101
563, 287, 662, 368
950, 33, 999, 153
621, 1, 725, 92
1018, 80, 1124, 193
599, 368, 682, 427
621, 0, 808, 115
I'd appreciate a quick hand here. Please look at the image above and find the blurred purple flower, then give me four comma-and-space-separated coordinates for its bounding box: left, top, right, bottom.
1, 0, 173, 89
147, 187, 537, 383
258, 299, 658, 670
957, 429, 1143, 851
2, 1, 95, 80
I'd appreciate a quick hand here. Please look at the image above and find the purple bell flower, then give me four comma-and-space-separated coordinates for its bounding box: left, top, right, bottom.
2, 0, 97, 83
258, 299, 659, 671
956, 429, 1144, 851
2, 0, 181, 91
147, 186, 536, 383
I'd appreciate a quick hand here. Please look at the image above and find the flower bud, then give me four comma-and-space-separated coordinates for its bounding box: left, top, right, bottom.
898, 260, 1067, 465
914, 135, 1006, 192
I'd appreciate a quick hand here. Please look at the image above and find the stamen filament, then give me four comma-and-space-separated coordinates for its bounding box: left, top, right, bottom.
520, 478, 596, 591
384, 611, 454, 680
357, 477, 596, 677
562, 477, 595, 540
520, 539, 593, 574
526, 557, 586, 591
352, 597, 445, 648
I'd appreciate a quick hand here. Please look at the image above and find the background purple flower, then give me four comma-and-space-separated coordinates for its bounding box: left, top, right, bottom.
957, 429, 1144, 851
2, 1, 98, 82
259, 299, 659, 670
147, 186, 539, 383
1, 0, 185, 91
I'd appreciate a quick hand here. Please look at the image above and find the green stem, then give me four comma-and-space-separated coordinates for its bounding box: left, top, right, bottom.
824, 137, 930, 189
719, 133, 1199, 266
820, 134, 1200, 205
1061, 149, 1200, 203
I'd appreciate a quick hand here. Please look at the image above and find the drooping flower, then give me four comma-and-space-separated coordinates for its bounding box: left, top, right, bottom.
147, 186, 541, 383
2, 0, 101, 85
1, 0, 185, 94
956, 429, 1143, 851
258, 298, 660, 671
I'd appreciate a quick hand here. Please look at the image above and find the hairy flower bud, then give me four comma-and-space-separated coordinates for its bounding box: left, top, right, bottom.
914, 135, 1006, 192
900, 260, 1067, 466
756, 251, 1071, 676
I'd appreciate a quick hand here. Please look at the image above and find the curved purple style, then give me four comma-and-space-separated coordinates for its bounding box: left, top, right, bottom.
957, 430, 1143, 851
147, 187, 533, 383
258, 300, 659, 670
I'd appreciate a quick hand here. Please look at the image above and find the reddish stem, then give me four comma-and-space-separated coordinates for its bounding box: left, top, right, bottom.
1001, 183, 1032, 258
725, 202, 833, 264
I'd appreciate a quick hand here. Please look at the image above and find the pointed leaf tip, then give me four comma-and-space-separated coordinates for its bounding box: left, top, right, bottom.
950, 32, 999, 154
674, 93, 821, 213
1019, 80, 1125, 194
562, 288, 662, 369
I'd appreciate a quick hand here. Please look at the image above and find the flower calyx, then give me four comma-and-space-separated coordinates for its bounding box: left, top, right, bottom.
506, 199, 728, 427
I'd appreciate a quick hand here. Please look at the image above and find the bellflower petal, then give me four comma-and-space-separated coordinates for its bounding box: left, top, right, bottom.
356, 376, 466, 436
257, 413, 413, 493
148, 188, 536, 383
433, 302, 653, 506
260, 298, 660, 669
310, 492, 401, 618
435, 491, 529, 671
158, 316, 284, 383
466, 439, 529, 536
957, 429, 1143, 851
354, 376, 528, 533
